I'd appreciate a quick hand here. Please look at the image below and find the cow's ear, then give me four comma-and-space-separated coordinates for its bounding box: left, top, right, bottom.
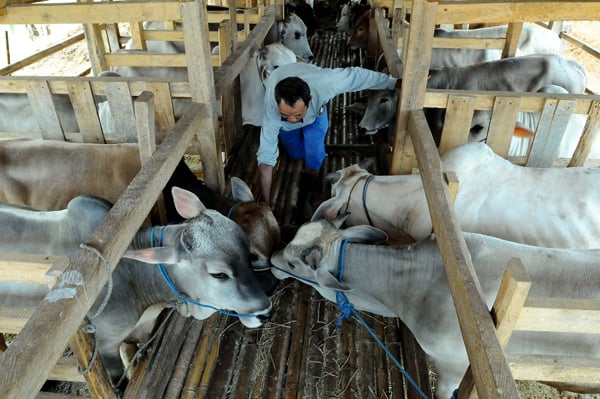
230, 177, 254, 202
124, 246, 178, 264
343, 225, 388, 244
324, 171, 341, 184
311, 198, 345, 221
345, 101, 366, 116
316, 269, 352, 291
172, 186, 207, 219
358, 158, 375, 171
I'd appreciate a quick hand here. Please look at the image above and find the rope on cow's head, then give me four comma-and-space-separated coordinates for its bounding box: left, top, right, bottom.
151, 226, 265, 319
334, 239, 430, 399
227, 201, 243, 219
342, 174, 375, 226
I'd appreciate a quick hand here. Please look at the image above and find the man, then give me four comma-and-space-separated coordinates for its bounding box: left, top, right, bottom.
257, 62, 399, 224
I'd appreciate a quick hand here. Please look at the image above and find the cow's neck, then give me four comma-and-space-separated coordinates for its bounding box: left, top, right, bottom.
336, 241, 443, 329
347, 175, 431, 244
126, 225, 188, 306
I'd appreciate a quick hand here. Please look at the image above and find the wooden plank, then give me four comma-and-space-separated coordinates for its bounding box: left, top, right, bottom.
69, 328, 116, 398
501, 22, 522, 58
570, 99, 600, 166
390, 0, 436, 174
408, 109, 520, 399
0, 253, 69, 286
67, 80, 105, 144
438, 94, 476, 155
143, 81, 175, 143
485, 96, 521, 157
105, 80, 137, 142
129, 21, 145, 51
0, 1, 183, 24
516, 297, 600, 334
26, 81, 65, 140
0, 306, 33, 334
181, 0, 224, 192
434, 0, 600, 24
48, 356, 85, 383
105, 53, 187, 68
0, 102, 209, 399
527, 99, 575, 167
507, 354, 600, 383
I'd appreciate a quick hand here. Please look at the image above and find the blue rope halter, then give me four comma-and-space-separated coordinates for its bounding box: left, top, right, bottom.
151, 226, 261, 319
335, 240, 430, 399
362, 175, 375, 226
227, 201, 243, 219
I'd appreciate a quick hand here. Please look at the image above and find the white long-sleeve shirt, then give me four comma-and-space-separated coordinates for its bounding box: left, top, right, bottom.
257, 63, 398, 166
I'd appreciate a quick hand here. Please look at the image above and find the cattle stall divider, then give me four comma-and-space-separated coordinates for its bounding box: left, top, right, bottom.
370, 1, 600, 397
458, 257, 600, 397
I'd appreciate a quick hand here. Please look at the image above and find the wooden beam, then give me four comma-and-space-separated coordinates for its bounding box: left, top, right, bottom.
0, 102, 209, 398
435, 0, 600, 24
0, 1, 183, 24
408, 109, 520, 398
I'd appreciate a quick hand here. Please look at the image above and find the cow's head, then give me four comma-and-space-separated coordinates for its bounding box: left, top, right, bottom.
346, 10, 370, 50
310, 161, 373, 221
229, 177, 281, 269
270, 215, 386, 290
124, 187, 272, 328
256, 43, 297, 84
351, 89, 398, 135
278, 13, 314, 62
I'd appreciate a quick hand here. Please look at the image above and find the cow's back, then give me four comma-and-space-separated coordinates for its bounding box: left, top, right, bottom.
445, 143, 600, 248
0, 140, 140, 210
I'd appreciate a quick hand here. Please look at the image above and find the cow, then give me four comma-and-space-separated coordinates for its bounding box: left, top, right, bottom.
270, 215, 600, 398
0, 187, 273, 383
336, 0, 370, 36
240, 43, 298, 127
285, 0, 318, 38
0, 139, 280, 270
353, 55, 587, 145
265, 13, 314, 62
313, 142, 600, 248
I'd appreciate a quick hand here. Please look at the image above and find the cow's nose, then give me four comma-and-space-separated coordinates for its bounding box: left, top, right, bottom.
257, 310, 272, 323
307, 55, 314, 62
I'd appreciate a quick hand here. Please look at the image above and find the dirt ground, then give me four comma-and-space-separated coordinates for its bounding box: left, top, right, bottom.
3, 19, 600, 399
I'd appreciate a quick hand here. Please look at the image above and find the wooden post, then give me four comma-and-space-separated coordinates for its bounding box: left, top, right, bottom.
181, 0, 225, 192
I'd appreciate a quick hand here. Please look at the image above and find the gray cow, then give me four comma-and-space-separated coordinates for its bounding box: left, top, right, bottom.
0, 187, 272, 383
270, 215, 600, 398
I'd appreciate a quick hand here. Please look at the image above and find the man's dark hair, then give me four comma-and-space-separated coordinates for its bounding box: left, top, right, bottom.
275, 77, 311, 107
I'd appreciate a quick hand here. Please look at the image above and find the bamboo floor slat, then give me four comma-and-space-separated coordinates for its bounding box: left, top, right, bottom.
122, 29, 433, 399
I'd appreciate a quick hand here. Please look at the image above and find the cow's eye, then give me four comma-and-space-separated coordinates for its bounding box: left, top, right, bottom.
309, 263, 317, 270
380, 98, 388, 104
295, 32, 301, 40
471, 124, 484, 134
210, 273, 228, 280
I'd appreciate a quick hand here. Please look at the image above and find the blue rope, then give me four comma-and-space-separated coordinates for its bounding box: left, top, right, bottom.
335, 239, 431, 399
151, 226, 262, 319
227, 201, 243, 219
362, 174, 375, 226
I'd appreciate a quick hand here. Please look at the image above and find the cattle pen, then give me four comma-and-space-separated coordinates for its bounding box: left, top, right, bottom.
0, 0, 599, 398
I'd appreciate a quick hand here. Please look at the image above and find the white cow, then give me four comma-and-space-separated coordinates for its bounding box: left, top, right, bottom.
313, 142, 600, 248
0, 188, 272, 383
270, 216, 600, 398
0, 139, 280, 269
354, 55, 587, 146
240, 43, 297, 126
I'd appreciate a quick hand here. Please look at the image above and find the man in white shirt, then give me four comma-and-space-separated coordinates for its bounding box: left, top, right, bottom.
257, 62, 399, 224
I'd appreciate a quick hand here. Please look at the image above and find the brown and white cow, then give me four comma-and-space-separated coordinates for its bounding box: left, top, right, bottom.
313, 142, 600, 248
0, 139, 280, 269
